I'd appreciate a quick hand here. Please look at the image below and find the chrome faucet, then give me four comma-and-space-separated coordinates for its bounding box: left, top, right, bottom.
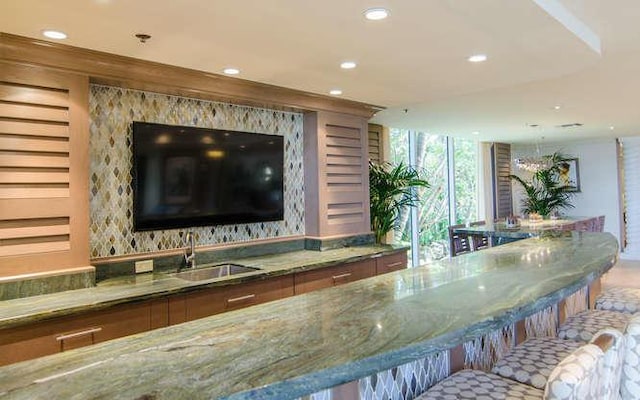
184, 230, 196, 269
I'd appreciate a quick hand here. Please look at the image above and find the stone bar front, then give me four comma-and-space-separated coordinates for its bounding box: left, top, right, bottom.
0, 232, 618, 400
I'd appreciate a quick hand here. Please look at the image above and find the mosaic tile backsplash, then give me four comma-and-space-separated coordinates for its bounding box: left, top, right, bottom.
89, 85, 305, 259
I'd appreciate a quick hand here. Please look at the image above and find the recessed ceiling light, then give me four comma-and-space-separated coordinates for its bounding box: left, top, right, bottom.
610, 126, 615, 130
329, 89, 343, 96
42, 30, 67, 40
472, 131, 480, 135
364, 8, 389, 20
223, 68, 240, 75
340, 61, 357, 69
467, 54, 487, 63
554, 105, 561, 110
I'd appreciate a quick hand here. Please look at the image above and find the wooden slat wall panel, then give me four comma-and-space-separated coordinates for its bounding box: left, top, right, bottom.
0, 135, 69, 152
0, 103, 69, 123
492, 142, 513, 220
0, 83, 69, 107
0, 120, 69, 138
368, 123, 383, 164
0, 63, 89, 276
324, 122, 367, 231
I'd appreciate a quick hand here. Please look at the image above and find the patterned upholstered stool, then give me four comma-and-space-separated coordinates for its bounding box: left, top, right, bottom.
596, 287, 640, 314
558, 309, 629, 342
417, 331, 621, 400
491, 337, 582, 389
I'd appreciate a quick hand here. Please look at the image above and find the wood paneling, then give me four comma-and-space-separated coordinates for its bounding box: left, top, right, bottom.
1, 33, 382, 118
304, 111, 371, 237
492, 143, 513, 220
0, 64, 89, 276
368, 123, 384, 164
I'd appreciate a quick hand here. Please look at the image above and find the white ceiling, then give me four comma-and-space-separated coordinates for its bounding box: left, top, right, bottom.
2, 0, 639, 143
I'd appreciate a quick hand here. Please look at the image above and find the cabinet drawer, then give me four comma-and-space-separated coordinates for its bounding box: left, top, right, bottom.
170, 274, 294, 324
0, 299, 164, 366
375, 252, 407, 275
294, 259, 376, 295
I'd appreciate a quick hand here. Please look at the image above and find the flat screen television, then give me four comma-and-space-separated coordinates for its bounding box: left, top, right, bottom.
132, 121, 284, 231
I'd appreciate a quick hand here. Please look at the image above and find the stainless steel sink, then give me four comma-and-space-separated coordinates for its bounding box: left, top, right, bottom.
173, 264, 260, 281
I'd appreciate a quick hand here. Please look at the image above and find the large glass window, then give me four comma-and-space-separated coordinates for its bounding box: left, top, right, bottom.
388, 129, 480, 266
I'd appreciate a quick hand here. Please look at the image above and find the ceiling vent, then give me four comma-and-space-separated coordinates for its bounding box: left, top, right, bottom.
556, 123, 583, 128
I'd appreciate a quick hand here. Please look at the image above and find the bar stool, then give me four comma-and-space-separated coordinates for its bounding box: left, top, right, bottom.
596, 287, 640, 314
556, 310, 640, 399
417, 330, 622, 400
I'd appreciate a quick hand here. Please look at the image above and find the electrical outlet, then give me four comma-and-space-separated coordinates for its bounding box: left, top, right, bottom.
134, 259, 153, 274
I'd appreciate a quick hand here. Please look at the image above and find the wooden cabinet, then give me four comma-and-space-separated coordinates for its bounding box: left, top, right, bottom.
168, 274, 294, 325
0, 298, 167, 366
375, 251, 407, 275
294, 259, 376, 295
0, 251, 406, 366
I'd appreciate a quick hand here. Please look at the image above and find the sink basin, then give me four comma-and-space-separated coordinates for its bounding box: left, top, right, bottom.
173, 264, 260, 281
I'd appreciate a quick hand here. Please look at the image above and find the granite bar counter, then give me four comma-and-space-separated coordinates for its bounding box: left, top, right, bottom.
454, 215, 603, 244
0, 232, 618, 399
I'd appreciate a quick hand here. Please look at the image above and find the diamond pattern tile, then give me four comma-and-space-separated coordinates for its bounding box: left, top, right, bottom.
357, 351, 449, 400
89, 85, 304, 258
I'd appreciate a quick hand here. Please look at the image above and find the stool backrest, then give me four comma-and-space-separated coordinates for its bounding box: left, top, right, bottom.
544, 331, 623, 400
622, 315, 640, 400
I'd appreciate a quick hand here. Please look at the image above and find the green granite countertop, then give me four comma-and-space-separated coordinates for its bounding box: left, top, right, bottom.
453, 216, 598, 239
0, 232, 618, 399
0, 245, 404, 329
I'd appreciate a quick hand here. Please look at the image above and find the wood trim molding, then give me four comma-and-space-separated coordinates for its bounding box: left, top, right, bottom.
1, 33, 383, 118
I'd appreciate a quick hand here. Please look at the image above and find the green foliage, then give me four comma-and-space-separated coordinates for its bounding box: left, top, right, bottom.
369, 161, 430, 243
388, 131, 480, 261
510, 152, 576, 217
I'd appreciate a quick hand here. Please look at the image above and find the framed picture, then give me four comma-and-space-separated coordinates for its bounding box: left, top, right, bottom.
164, 157, 195, 204
557, 158, 580, 192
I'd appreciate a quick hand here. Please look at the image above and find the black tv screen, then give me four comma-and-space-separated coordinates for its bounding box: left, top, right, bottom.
132, 122, 284, 231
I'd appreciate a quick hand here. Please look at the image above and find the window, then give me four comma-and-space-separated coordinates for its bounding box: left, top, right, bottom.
389, 129, 481, 266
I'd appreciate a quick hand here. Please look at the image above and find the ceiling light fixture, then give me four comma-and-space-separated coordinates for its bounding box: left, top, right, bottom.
340, 61, 357, 69
329, 89, 343, 96
610, 126, 615, 130
472, 131, 480, 135
223, 68, 240, 75
364, 8, 389, 20
135, 33, 151, 43
468, 54, 487, 63
42, 30, 67, 40
554, 105, 561, 110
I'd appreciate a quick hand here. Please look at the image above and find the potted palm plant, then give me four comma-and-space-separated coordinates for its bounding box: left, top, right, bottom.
369, 161, 429, 243
510, 152, 576, 218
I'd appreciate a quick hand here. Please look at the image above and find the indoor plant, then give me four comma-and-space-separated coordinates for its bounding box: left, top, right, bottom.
369, 161, 429, 243
510, 152, 576, 218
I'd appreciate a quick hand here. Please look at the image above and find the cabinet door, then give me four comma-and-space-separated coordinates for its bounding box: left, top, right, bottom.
176, 274, 294, 323
293, 259, 376, 295
375, 252, 408, 275
0, 299, 165, 366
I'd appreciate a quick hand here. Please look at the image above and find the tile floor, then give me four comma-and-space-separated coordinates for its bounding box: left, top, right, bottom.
602, 259, 640, 289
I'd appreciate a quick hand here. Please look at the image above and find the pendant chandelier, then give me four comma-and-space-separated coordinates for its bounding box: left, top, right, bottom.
514, 139, 552, 172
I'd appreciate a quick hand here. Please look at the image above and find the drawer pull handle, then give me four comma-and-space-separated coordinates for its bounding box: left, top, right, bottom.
227, 294, 256, 304
56, 327, 102, 342
332, 272, 352, 282
387, 262, 403, 268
